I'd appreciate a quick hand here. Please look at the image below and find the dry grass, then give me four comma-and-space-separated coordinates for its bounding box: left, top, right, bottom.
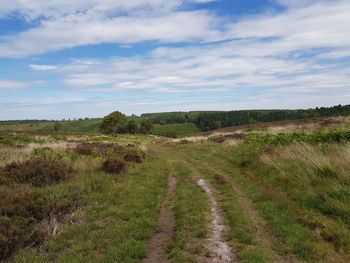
0, 147, 32, 167
269, 143, 350, 179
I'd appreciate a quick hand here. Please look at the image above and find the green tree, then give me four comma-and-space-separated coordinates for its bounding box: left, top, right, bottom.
54, 122, 61, 132
212, 120, 222, 130
126, 120, 138, 134
139, 118, 153, 134
100, 111, 127, 136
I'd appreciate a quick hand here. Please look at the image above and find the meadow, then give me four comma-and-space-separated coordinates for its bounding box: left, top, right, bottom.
0, 120, 199, 138
1, 117, 349, 263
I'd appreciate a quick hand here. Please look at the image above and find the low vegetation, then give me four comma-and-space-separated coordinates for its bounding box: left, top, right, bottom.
101, 158, 127, 174
1, 115, 349, 263
2, 157, 74, 187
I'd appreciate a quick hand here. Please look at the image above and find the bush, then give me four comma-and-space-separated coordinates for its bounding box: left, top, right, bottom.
123, 151, 144, 163
0, 185, 83, 260
101, 158, 127, 174
0, 187, 47, 260
74, 142, 121, 156
0, 215, 45, 260
3, 157, 74, 187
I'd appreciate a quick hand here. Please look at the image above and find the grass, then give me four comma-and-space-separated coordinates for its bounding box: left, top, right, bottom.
246, 129, 350, 145
2, 123, 350, 262
151, 123, 200, 138
1, 135, 168, 262
0, 119, 200, 138
39, 158, 168, 263
168, 161, 209, 262
192, 165, 271, 263
220, 144, 349, 262
180, 141, 350, 262
0, 119, 102, 133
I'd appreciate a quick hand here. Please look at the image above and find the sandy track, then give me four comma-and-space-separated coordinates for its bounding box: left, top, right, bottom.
197, 178, 238, 263
197, 161, 297, 263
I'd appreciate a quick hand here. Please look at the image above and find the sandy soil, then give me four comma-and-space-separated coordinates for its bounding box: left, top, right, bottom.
197, 178, 238, 263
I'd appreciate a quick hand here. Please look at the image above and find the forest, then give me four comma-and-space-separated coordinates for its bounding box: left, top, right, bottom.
141, 104, 350, 131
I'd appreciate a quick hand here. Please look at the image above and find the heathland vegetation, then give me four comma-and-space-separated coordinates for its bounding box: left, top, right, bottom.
0, 109, 350, 262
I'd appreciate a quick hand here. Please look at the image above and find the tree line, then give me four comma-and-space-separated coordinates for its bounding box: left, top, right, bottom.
141, 104, 350, 131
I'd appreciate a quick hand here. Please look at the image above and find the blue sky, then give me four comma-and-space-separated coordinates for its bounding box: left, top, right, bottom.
0, 0, 349, 120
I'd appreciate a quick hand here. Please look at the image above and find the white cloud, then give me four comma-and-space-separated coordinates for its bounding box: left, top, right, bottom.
276, 0, 335, 8
1, 0, 350, 119
0, 80, 28, 89
0, 0, 182, 20
226, 0, 350, 54
48, 38, 349, 97
0, 0, 349, 58
30, 64, 58, 70
0, 10, 221, 57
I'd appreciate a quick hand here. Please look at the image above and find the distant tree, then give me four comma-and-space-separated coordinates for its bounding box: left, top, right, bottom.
126, 120, 138, 134
212, 120, 222, 130
54, 122, 61, 132
139, 118, 153, 134
248, 119, 257, 124
100, 111, 127, 136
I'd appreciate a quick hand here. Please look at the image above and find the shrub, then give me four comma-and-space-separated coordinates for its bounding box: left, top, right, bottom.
214, 174, 229, 185
123, 151, 144, 163
101, 158, 127, 174
3, 157, 74, 187
0, 215, 45, 260
74, 142, 121, 156
0, 185, 83, 260
74, 143, 94, 155
0, 186, 49, 220
211, 136, 226, 143
0, 187, 47, 260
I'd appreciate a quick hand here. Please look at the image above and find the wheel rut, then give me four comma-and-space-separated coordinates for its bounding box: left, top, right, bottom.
197, 178, 238, 263
142, 175, 177, 263
197, 160, 298, 263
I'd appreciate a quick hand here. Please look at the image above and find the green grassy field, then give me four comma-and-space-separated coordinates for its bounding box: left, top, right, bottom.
0, 120, 199, 137
151, 123, 200, 138
1, 120, 350, 263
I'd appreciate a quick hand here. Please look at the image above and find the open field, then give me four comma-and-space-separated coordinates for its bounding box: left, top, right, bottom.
1, 118, 350, 263
0, 120, 199, 138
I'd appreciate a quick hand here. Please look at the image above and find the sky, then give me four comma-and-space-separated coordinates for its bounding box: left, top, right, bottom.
0, 0, 349, 120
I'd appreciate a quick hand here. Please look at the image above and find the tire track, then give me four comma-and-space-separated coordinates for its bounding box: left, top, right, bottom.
195, 159, 298, 263
197, 178, 238, 263
142, 175, 177, 263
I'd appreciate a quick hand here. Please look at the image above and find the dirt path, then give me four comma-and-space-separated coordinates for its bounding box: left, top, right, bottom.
197, 161, 297, 263
142, 176, 177, 263
197, 178, 238, 263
